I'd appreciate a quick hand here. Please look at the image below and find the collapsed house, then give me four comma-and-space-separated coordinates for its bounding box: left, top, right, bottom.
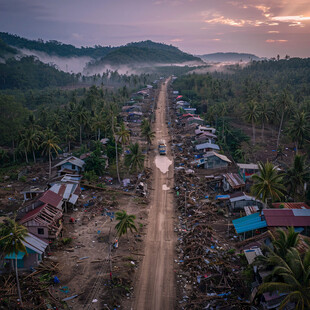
18, 190, 63, 242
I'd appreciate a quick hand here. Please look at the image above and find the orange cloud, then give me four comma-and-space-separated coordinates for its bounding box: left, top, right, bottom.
266, 39, 288, 43
272, 15, 310, 27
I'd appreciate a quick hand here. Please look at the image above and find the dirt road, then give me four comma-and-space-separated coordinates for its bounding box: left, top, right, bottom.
132, 81, 176, 310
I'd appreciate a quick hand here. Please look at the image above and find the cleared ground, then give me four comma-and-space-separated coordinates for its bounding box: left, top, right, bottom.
132, 80, 176, 310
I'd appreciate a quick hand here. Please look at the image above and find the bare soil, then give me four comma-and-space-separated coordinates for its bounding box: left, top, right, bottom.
131, 80, 177, 310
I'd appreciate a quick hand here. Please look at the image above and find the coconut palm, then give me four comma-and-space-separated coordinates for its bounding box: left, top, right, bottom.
64, 126, 76, 153
258, 101, 270, 141
243, 100, 259, 145
0, 219, 29, 307
284, 154, 310, 201
272, 227, 300, 257
258, 248, 310, 310
141, 120, 155, 151
41, 128, 61, 179
125, 143, 145, 173
75, 105, 88, 145
287, 110, 310, 153
276, 90, 292, 149
251, 161, 286, 204
115, 210, 137, 239
19, 128, 41, 163
117, 123, 130, 151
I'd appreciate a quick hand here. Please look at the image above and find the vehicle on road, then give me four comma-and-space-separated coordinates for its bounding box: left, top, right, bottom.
158, 140, 167, 155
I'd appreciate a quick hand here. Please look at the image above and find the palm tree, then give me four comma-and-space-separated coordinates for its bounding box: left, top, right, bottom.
258, 248, 310, 310
115, 210, 137, 239
19, 128, 41, 164
141, 120, 155, 152
276, 90, 292, 149
287, 110, 310, 153
41, 128, 61, 179
75, 105, 88, 145
243, 100, 259, 145
125, 143, 145, 173
251, 161, 286, 204
284, 154, 310, 200
258, 101, 270, 141
117, 123, 130, 151
272, 227, 300, 257
255, 227, 301, 271
64, 126, 76, 153
0, 219, 29, 307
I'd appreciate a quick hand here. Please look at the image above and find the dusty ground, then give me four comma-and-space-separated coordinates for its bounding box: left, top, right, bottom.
230, 119, 297, 166
131, 80, 177, 310
51, 188, 150, 309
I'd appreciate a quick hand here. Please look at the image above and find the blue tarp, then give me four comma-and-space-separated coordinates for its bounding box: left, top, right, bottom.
232, 212, 267, 234
216, 195, 230, 200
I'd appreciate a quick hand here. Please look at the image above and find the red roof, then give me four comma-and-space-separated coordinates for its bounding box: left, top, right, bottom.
263, 209, 310, 227
19, 205, 45, 224
39, 190, 62, 208
272, 202, 310, 210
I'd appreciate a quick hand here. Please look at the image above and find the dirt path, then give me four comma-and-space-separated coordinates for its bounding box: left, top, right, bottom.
132, 81, 176, 310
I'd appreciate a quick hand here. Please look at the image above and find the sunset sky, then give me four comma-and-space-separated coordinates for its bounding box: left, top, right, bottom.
1, 0, 310, 57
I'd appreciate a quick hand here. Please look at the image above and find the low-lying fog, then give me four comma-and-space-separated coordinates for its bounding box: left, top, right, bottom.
18, 48, 92, 74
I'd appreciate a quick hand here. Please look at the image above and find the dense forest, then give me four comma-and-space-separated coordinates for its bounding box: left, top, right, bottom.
88, 40, 202, 66
0, 56, 78, 90
199, 52, 262, 62
173, 57, 310, 162
0, 33, 202, 69
0, 32, 114, 58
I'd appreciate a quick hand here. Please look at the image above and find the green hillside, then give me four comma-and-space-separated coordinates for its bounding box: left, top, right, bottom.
88, 40, 202, 67
0, 56, 77, 90
0, 38, 18, 58
0, 32, 113, 58
199, 52, 261, 62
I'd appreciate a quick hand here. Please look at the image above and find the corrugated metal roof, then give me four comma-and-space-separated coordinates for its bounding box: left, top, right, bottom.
54, 156, 85, 168
237, 163, 259, 170
19, 205, 45, 223
224, 172, 245, 189
272, 202, 310, 210
230, 193, 260, 203
263, 209, 310, 227
292, 209, 310, 216
63, 183, 74, 200
69, 194, 79, 205
232, 212, 267, 234
196, 142, 220, 151
39, 190, 62, 208
24, 233, 48, 254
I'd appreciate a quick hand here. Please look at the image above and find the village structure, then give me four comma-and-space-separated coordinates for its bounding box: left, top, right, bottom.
0, 78, 310, 310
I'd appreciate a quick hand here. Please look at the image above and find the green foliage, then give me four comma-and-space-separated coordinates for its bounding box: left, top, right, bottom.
115, 210, 137, 239
0, 38, 17, 58
251, 161, 286, 203
19, 176, 26, 182
284, 154, 310, 200
83, 170, 98, 182
0, 57, 77, 90
124, 143, 145, 173
61, 237, 72, 245
84, 152, 105, 176
0, 95, 28, 145
0, 32, 113, 58
89, 40, 201, 67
